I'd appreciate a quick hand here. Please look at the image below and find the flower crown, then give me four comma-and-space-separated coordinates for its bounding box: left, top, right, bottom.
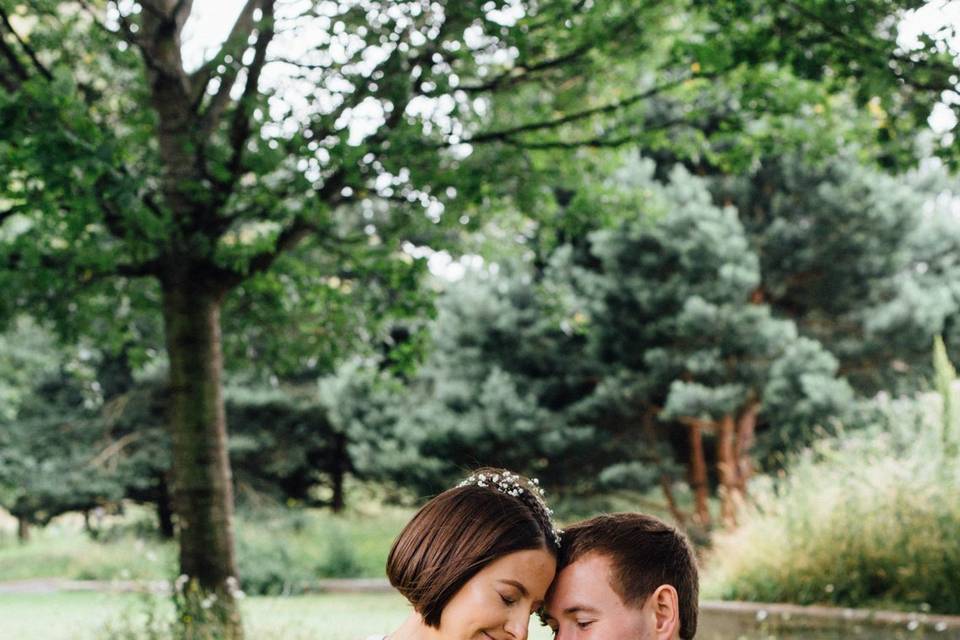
457, 470, 562, 547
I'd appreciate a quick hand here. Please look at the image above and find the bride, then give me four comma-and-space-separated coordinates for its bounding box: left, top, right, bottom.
368, 468, 561, 640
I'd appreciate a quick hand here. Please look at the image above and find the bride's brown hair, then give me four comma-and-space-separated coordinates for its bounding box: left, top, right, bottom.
386, 468, 559, 628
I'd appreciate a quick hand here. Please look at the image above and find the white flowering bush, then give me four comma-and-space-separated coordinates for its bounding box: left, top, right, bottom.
100, 574, 246, 640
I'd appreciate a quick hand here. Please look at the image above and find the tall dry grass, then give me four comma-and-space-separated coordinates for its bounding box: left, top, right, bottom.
704, 390, 960, 613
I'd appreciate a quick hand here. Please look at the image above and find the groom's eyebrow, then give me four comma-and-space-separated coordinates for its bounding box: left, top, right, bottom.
498, 579, 529, 596
564, 605, 601, 614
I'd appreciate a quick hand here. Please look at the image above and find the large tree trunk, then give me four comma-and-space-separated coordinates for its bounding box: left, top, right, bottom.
687, 420, 711, 527
715, 414, 739, 529
162, 279, 243, 639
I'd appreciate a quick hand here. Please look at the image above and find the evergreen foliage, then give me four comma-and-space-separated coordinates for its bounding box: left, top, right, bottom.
715, 153, 960, 393
371, 158, 855, 528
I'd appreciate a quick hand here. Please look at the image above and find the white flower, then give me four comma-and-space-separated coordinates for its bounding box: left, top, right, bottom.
225, 576, 245, 599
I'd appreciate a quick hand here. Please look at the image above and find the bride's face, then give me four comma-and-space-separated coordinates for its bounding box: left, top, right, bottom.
436, 547, 556, 640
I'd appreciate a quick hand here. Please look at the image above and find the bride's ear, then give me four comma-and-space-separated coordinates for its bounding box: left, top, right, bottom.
649, 584, 680, 639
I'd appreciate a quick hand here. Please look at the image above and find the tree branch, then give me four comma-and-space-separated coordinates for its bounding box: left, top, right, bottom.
75, 0, 141, 47
457, 71, 716, 147
459, 40, 594, 94
88, 431, 143, 469
498, 122, 686, 150
456, 9, 643, 97
191, 0, 263, 110
306, 43, 406, 143
0, 29, 29, 85
0, 6, 52, 81
224, 0, 274, 185
136, 0, 170, 22
3, 246, 161, 281
782, 0, 956, 90
222, 167, 347, 288
171, 0, 194, 25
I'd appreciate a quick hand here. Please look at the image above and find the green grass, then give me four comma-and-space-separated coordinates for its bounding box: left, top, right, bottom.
0, 515, 176, 581
0, 504, 413, 591
0, 592, 138, 640
0, 592, 555, 640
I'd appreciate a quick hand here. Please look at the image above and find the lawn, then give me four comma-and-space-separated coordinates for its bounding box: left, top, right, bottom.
0, 591, 555, 639
0, 513, 175, 581
0, 504, 412, 588
0, 505, 560, 638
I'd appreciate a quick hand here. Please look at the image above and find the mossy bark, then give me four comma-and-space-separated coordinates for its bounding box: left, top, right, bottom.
162, 277, 243, 639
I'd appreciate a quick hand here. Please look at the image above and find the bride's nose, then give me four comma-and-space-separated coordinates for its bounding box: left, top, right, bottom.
503, 611, 530, 640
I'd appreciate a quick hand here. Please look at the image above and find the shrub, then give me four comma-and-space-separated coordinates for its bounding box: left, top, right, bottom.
234, 505, 408, 594
316, 526, 363, 578
703, 392, 960, 614
237, 539, 309, 596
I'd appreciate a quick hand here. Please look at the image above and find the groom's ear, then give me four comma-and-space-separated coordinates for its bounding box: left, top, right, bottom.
649, 584, 680, 639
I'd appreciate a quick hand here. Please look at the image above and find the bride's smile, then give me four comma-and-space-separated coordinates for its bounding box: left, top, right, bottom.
439, 548, 555, 640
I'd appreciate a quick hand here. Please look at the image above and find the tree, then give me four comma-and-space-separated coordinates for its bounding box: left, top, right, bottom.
376, 158, 853, 530
0, 319, 110, 541
562, 161, 848, 528
0, 366, 125, 541
315, 357, 407, 506
377, 267, 605, 496
714, 152, 960, 394
3, 0, 956, 632
227, 383, 349, 510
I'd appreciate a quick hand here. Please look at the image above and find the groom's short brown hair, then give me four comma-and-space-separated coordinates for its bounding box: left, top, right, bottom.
559, 513, 699, 639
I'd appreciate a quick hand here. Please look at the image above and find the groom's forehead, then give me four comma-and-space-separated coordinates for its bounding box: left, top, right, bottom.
547, 552, 623, 609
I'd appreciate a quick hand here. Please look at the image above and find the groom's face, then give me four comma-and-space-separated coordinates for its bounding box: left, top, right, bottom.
542, 552, 657, 640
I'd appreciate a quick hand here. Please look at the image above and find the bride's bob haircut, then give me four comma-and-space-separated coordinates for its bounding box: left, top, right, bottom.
386, 468, 558, 627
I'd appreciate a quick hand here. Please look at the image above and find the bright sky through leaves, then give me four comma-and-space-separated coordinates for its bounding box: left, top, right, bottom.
175, 0, 960, 281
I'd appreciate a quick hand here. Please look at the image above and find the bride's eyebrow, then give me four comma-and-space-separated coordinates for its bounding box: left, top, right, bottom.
497, 579, 529, 597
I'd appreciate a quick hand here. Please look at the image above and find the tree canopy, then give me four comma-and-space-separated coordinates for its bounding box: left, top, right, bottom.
2, 0, 959, 634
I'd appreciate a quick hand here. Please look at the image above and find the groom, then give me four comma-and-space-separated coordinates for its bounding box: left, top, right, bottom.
541, 512, 699, 639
